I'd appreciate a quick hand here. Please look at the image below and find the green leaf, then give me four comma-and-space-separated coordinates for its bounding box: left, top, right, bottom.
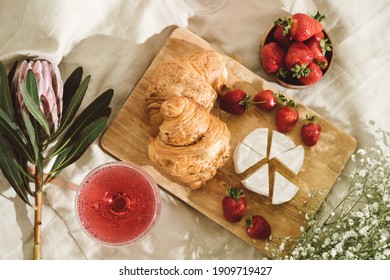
53, 75, 91, 139
62, 67, 83, 117
21, 110, 42, 181
0, 108, 34, 162
0, 135, 32, 206
26, 71, 39, 103
0, 61, 16, 121
7, 60, 18, 89
20, 81, 51, 137
49, 116, 108, 177
51, 89, 113, 157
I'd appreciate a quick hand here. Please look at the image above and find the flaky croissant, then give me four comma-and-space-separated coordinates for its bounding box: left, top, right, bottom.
148, 96, 231, 189
146, 50, 226, 132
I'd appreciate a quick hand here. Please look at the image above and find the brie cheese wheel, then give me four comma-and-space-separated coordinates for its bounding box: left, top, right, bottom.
269, 130, 295, 159
241, 128, 268, 157
241, 164, 269, 196
233, 143, 265, 174
272, 171, 299, 205
274, 145, 305, 175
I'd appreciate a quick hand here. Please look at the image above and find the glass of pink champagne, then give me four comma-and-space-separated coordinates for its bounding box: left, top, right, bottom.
75, 162, 161, 246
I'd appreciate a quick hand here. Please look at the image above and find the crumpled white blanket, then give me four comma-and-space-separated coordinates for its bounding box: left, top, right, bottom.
0, 0, 389, 259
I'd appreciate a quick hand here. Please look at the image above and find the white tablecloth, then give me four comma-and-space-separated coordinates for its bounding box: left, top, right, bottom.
0, 0, 389, 260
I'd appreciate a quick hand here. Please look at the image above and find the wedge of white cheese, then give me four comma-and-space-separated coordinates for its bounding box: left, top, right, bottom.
274, 145, 305, 175
269, 130, 295, 159
241, 128, 268, 157
272, 171, 299, 205
241, 164, 269, 196
233, 143, 265, 174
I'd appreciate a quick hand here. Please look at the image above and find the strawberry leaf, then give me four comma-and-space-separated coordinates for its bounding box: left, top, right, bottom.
226, 187, 244, 202
311, 11, 326, 22
238, 93, 251, 112
320, 39, 332, 55
292, 64, 311, 78
245, 216, 253, 227
274, 17, 292, 36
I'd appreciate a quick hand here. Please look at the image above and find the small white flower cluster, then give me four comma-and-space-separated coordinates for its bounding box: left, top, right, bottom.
266, 147, 390, 260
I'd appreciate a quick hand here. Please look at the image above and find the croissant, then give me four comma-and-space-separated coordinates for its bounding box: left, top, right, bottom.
148, 96, 231, 189
146, 50, 226, 131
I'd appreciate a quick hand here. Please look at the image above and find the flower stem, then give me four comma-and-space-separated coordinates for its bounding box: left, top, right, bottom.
33, 175, 42, 260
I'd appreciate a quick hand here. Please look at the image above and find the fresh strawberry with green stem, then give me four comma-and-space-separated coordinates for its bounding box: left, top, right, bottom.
253, 90, 278, 111
222, 187, 247, 223
285, 42, 314, 71
273, 25, 292, 49
220, 89, 252, 115
275, 99, 299, 133
297, 62, 323, 85
276, 12, 323, 42
245, 215, 271, 240
306, 37, 332, 69
301, 114, 321, 147
261, 42, 286, 74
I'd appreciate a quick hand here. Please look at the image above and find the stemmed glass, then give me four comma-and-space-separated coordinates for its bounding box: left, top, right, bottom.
184, 0, 228, 14
75, 162, 161, 246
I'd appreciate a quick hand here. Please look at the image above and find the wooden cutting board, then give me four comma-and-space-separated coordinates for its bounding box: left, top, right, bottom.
101, 27, 356, 258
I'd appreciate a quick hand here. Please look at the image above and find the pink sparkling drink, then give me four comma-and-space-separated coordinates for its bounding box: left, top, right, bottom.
76, 162, 160, 246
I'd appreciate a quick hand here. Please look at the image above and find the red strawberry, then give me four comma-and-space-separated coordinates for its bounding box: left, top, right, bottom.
285, 42, 314, 70
275, 99, 299, 133
306, 37, 332, 69
220, 89, 251, 115
261, 42, 286, 74
312, 31, 325, 42
298, 62, 323, 85
245, 215, 271, 240
222, 188, 247, 223
315, 56, 328, 69
273, 25, 292, 49
301, 115, 321, 147
253, 90, 278, 111
290, 13, 324, 42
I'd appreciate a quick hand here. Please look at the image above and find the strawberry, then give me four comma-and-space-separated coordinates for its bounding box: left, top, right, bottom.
312, 31, 325, 42
261, 42, 286, 74
222, 188, 247, 223
273, 25, 292, 49
285, 42, 314, 71
219, 89, 251, 115
306, 37, 332, 69
253, 90, 278, 111
275, 99, 299, 133
245, 215, 271, 240
301, 114, 321, 147
288, 13, 324, 42
297, 62, 323, 85
315, 56, 328, 69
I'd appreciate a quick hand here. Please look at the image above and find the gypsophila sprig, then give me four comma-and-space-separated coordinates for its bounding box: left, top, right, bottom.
267, 147, 390, 260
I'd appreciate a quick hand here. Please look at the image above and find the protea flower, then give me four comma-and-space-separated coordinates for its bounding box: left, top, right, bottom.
13, 59, 63, 134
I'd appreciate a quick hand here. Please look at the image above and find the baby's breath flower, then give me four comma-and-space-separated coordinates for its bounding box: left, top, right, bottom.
265, 147, 390, 260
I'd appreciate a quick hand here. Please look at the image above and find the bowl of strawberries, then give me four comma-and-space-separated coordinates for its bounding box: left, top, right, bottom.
260, 11, 333, 89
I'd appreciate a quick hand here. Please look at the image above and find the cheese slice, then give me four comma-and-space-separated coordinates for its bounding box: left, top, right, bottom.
272, 171, 299, 205
233, 143, 265, 174
274, 145, 305, 175
241, 164, 269, 196
241, 128, 268, 157
269, 130, 296, 159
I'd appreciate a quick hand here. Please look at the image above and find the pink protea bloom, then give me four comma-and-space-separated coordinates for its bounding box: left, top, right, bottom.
14, 59, 63, 133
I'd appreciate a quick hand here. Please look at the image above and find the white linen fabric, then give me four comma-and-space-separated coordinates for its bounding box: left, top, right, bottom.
0, 0, 389, 259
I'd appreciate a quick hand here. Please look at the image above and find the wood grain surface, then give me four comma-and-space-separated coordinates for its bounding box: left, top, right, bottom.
101, 27, 357, 258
